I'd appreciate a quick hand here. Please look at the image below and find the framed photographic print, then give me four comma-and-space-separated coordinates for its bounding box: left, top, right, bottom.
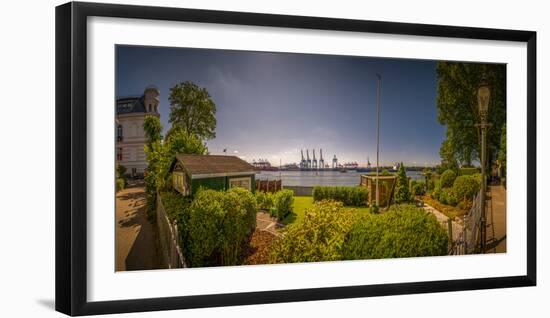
55, 1, 536, 316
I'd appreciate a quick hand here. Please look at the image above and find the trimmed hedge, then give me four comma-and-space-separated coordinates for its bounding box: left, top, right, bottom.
271, 202, 448, 263
439, 188, 458, 206
272, 189, 294, 220
452, 174, 481, 201
255, 191, 274, 211
410, 180, 426, 196
440, 169, 457, 188
271, 200, 362, 263
312, 186, 368, 206
182, 187, 257, 267
459, 167, 479, 176
341, 205, 449, 259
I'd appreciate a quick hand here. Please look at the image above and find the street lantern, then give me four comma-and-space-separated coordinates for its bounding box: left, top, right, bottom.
477, 75, 491, 253
477, 76, 491, 120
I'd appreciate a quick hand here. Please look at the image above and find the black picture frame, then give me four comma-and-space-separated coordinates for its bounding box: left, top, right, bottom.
55, 1, 537, 316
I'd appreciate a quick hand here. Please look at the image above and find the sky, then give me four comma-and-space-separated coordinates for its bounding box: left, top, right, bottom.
116, 45, 446, 167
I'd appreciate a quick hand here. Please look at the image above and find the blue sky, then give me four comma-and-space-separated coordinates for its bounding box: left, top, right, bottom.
116, 45, 445, 166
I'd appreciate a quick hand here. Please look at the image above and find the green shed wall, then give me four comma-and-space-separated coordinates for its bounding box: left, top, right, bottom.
190, 174, 255, 196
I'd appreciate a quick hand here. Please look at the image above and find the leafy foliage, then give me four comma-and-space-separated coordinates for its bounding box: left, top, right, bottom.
116, 164, 127, 178
271, 189, 294, 220
436, 62, 506, 167
431, 179, 442, 201
312, 186, 368, 206
452, 174, 481, 202
440, 169, 457, 188
271, 201, 362, 263
143, 115, 163, 147
394, 163, 411, 203
458, 167, 479, 176
341, 205, 449, 259
255, 191, 275, 211
438, 188, 458, 206
272, 202, 449, 263
410, 180, 426, 196
116, 178, 126, 192
186, 188, 257, 267
144, 127, 207, 215
116, 164, 127, 192
498, 123, 506, 181
168, 81, 217, 140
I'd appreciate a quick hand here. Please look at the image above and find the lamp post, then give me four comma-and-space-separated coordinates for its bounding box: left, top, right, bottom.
375, 73, 381, 208
477, 75, 491, 253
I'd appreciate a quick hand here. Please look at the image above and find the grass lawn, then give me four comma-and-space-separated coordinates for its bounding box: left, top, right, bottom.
281, 196, 370, 225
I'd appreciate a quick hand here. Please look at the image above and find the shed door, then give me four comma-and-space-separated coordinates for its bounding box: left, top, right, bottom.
173, 171, 189, 195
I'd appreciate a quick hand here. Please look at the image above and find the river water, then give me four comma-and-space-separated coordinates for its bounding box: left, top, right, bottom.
256, 170, 424, 187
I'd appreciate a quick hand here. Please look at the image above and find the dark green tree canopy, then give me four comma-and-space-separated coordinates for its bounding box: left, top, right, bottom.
394, 162, 411, 203
168, 81, 217, 140
436, 62, 506, 167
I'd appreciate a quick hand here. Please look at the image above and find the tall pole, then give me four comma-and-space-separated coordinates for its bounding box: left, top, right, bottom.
376, 73, 381, 207
477, 75, 491, 254
480, 124, 487, 253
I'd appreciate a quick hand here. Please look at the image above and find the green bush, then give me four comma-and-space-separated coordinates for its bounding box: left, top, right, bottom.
452, 174, 481, 202
116, 178, 126, 192
341, 205, 448, 259
459, 167, 479, 176
440, 169, 457, 188
394, 163, 411, 203
271, 200, 363, 263
160, 191, 192, 231
116, 164, 127, 178
255, 191, 274, 211
427, 178, 435, 192
439, 188, 458, 206
431, 180, 442, 201
272, 189, 294, 220
411, 180, 426, 196
312, 186, 368, 206
186, 187, 257, 267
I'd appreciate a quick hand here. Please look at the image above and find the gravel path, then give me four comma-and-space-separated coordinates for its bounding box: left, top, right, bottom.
422, 203, 463, 242
115, 182, 161, 271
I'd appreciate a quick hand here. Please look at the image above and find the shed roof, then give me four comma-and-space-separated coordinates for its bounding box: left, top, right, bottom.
174, 154, 256, 177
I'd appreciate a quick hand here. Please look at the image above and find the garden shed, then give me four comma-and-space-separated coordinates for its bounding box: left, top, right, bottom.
360, 174, 397, 207
170, 154, 256, 196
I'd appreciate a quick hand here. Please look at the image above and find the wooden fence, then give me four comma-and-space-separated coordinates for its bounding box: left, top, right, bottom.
156, 194, 187, 268
255, 179, 282, 193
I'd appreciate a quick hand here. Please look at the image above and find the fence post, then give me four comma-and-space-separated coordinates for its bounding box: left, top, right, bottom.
447, 218, 453, 242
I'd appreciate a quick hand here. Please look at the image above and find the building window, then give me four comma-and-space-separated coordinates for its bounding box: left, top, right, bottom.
148, 104, 152, 112
229, 177, 251, 190
117, 124, 123, 141
116, 148, 123, 161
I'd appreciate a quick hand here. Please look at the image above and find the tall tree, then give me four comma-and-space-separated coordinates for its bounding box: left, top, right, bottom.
143, 115, 162, 149
394, 163, 411, 204
168, 81, 217, 140
142, 115, 163, 215
436, 62, 506, 168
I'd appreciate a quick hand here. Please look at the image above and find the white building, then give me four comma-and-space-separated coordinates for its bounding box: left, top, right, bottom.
116, 85, 160, 177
